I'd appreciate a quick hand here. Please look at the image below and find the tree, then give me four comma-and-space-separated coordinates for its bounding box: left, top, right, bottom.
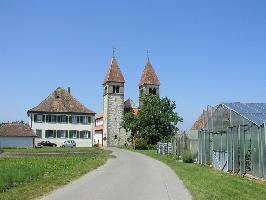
121, 112, 139, 149
138, 95, 183, 144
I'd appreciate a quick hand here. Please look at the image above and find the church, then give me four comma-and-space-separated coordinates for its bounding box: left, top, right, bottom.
102, 55, 160, 147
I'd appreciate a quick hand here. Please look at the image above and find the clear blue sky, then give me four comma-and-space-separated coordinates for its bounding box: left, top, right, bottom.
0, 0, 265, 129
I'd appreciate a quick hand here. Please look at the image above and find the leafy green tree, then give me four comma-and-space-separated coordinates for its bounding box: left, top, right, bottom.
138, 95, 183, 144
121, 112, 139, 149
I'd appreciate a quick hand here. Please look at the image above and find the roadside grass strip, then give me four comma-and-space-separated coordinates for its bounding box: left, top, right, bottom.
138, 150, 266, 200
1, 147, 100, 153
0, 148, 108, 200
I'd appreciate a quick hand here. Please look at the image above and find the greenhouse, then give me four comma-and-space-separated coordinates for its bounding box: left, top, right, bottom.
198, 102, 266, 178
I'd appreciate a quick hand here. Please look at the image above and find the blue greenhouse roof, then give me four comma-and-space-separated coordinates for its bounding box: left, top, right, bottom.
222, 102, 266, 126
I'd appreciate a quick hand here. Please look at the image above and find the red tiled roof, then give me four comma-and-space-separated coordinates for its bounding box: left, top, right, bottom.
95, 125, 104, 131
192, 113, 205, 130
96, 112, 104, 119
28, 87, 95, 114
103, 57, 125, 84
132, 108, 140, 115
0, 123, 35, 137
139, 61, 160, 86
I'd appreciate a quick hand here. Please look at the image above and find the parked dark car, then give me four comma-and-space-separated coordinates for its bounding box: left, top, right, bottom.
37, 141, 57, 147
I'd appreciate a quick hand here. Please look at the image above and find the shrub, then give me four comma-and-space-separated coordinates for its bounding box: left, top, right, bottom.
147, 144, 157, 150
135, 138, 148, 150
181, 150, 193, 163
0, 149, 3, 154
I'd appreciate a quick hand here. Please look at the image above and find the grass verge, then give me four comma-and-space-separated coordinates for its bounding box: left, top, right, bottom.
138, 150, 266, 200
0, 148, 108, 200
1, 147, 99, 153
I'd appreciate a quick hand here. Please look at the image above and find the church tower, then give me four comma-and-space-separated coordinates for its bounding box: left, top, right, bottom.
139, 59, 160, 107
103, 56, 127, 147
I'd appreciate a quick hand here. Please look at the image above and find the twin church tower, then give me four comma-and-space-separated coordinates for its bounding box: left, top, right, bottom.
102, 55, 160, 147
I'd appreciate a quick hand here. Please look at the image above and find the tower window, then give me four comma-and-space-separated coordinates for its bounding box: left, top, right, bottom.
149, 88, 153, 94
104, 86, 107, 95
114, 135, 118, 140
116, 86, 120, 93
113, 85, 120, 93
153, 88, 157, 95
113, 86, 116, 93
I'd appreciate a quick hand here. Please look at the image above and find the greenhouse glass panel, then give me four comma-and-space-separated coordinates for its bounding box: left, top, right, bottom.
198, 132, 202, 164
227, 128, 233, 172
232, 126, 239, 173
221, 133, 227, 151
263, 126, 266, 178
251, 126, 260, 177
205, 132, 211, 165
239, 126, 246, 174
245, 129, 252, 173
202, 132, 206, 165
259, 127, 265, 178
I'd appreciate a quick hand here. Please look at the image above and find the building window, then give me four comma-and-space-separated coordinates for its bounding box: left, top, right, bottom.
80, 116, 91, 124
114, 135, 118, 140
34, 114, 44, 123
70, 116, 79, 124
149, 88, 153, 94
116, 86, 120, 93
80, 116, 84, 124
113, 86, 116, 93
36, 129, 42, 138
57, 130, 67, 139
153, 88, 157, 95
46, 115, 56, 123
69, 130, 79, 139
104, 86, 107, 95
57, 115, 68, 123
140, 89, 143, 96
80, 131, 91, 139
45, 130, 56, 138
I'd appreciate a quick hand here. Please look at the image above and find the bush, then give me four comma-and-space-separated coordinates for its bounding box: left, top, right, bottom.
181, 150, 193, 163
147, 144, 157, 150
0, 149, 3, 154
135, 138, 148, 150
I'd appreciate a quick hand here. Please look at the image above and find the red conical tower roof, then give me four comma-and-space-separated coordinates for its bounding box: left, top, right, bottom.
103, 57, 125, 84
139, 60, 160, 86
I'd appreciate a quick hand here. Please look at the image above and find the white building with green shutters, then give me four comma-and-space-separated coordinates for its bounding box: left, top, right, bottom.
28, 87, 95, 147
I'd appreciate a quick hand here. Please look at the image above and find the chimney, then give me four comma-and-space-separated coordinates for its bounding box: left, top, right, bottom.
68, 87, 71, 94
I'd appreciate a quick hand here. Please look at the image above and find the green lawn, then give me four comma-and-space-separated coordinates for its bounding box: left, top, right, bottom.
0, 148, 108, 200
138, 150, 266, 200
1, 147, 99, 153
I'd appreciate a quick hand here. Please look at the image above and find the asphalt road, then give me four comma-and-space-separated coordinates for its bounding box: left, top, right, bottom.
41, 148, 192, 200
